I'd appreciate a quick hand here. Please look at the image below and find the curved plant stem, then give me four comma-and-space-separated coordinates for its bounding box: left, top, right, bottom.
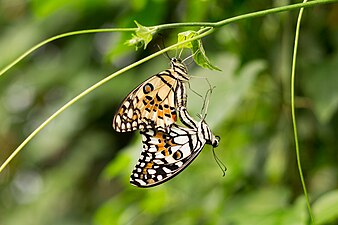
0, 28, 135, 77
291, 0, 314, 223
0, 0, 336, 77
212, 0, 336, 28
154, 0, 337, 29
0, 28, 214, 173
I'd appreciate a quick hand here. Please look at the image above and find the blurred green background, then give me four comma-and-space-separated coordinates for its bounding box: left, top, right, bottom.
1, 0, 338, 225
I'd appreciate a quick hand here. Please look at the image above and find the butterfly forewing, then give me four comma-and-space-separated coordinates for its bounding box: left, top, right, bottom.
130, 124, 206, 187
113, 59, 189, 132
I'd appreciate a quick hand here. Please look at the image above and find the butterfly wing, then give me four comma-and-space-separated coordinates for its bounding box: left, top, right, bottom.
130, 124, 205, 187
113, 71, 186, 132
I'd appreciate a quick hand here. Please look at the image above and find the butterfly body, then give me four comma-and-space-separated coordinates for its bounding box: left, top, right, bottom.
113, 58, 189, 132
130, 108, 219, 188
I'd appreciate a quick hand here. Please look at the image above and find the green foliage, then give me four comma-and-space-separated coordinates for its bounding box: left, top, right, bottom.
178, 30, 221, 71
1, 1, 338, 225
125, 21, 157, 50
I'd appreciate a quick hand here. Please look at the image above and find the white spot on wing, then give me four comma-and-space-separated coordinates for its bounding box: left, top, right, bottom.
163, 167, 172, 173
134, 179, 146, 186
148, 169, 156, 175
121, 123, 126, 130
173, 136, 189, 144
127, 109, 133, 118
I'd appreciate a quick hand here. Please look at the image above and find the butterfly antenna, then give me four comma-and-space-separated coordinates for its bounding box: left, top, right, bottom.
156, 36, 171, 60
212, 147, 227, 177
156, 44, 169, 60
165, 50, 171, 60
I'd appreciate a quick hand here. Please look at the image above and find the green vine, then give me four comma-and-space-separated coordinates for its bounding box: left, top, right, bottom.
0, 0, 335, 77
291, 0, 314, 223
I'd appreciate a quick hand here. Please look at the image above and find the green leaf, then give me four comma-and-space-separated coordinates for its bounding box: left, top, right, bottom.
313, 190, 338, 224
192, 39, 221, 71
125, 34, 145, 50
177, 30, 221, 71
125, 20, 156, 50
177, 30, 198, 49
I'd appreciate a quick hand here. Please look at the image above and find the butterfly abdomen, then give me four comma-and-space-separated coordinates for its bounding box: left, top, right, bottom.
198, 120, 220, 148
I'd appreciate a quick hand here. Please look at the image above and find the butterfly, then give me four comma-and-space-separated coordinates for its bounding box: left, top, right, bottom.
130, 107, 220, 187
112, 58, 189, 132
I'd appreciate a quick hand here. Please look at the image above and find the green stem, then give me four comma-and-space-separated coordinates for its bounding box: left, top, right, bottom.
0, 28, 134, 77
213, 0, 337, 28
0, 28, 214, 173
291, 1, 314, 223
1, 0, 336, 77
154, 0, 337, 29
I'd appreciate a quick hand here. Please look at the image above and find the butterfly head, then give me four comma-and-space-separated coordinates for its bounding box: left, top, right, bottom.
170, 58, 189, 80
213, 135, 220, 148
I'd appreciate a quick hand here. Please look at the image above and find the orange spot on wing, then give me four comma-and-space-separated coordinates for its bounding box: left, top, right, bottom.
143, 162, 154, 174
167, 139, 174, 146
174, 151, 181, 159
158, 141, 165, 151
155, 133, 163, 138
163, 108, 171, 115
161, 149, 170, 156
158, 110, 164, 118
154, 133, 167, 152
147, 179, 155, 184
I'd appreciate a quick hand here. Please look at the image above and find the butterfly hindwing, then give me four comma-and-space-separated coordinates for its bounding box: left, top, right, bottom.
130, 124, 205, 187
